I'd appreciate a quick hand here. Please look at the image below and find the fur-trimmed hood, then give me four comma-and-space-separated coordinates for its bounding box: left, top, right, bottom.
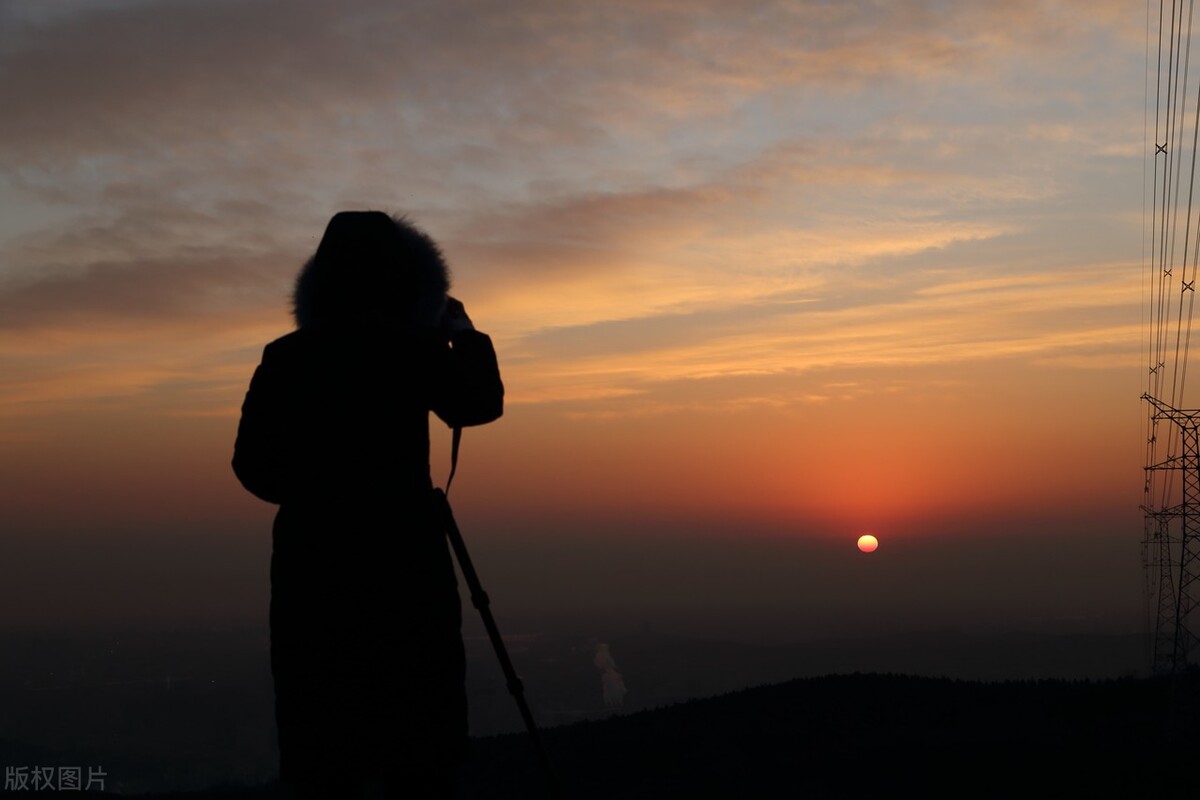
292, 211, 450, 330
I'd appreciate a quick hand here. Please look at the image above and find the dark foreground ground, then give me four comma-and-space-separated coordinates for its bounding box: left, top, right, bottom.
35, 669, 1200, 799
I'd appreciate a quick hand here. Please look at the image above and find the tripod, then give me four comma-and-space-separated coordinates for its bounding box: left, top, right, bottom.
431, 487, 561, 798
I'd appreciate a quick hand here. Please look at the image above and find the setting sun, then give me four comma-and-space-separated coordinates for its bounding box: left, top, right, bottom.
857, 535, 879, 553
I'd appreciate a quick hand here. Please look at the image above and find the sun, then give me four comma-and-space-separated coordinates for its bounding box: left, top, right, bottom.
857, 534, 879, 553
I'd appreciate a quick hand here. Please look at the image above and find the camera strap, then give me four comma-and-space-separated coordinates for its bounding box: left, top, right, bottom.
445, 425, 463, 497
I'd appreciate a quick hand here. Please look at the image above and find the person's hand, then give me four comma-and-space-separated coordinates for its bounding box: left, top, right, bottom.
441, 296, 475, 335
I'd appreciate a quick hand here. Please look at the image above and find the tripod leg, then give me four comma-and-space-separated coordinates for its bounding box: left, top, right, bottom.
432, 489, 561, 798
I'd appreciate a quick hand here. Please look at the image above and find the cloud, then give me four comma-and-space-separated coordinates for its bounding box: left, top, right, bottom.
498, 255, 1139, 407
0, 188, 300, 330
1, 0, 1139, 170
0, 200, 298, 415
0, 252, 280, 331
0, 1, 1154, 639
0, 1, 1146, 417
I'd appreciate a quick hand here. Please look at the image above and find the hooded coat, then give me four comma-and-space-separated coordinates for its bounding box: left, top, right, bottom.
232, 212, 503, 782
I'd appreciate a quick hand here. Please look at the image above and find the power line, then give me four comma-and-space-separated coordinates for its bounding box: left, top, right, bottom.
1144, 0, 1200, 674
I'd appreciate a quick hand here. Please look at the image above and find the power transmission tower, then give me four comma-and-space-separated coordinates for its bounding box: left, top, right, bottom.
1142, 396, 1200, 672
1142, 0, 1200, 674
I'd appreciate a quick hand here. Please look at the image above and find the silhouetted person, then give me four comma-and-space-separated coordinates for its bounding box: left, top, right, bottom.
232, 211, 503, 799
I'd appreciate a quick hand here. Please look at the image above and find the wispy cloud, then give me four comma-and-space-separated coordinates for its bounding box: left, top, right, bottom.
0, 0, 1144, 423
0, 2, 1153, 634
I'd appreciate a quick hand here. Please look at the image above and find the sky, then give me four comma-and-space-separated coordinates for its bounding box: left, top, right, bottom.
0, 1, 1153, 645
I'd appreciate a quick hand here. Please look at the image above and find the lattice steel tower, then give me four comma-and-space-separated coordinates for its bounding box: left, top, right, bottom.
1143, 0, 1200, 673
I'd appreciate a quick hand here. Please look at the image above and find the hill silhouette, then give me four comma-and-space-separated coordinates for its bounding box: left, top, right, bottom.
60, 669, 1198, 799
